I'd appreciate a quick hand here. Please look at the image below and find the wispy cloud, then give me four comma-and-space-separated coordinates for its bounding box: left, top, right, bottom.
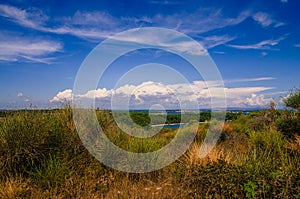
0, 4, 250, 42
261, 52, 267, 57
197, 35, 235, 49
66, 10, 117, 26
281, 0, 288, 3
0, 4, 116, 40
294, 44, 300, 47
111, 30, 208, 55
0, 4, 48, 29
153, 9, 251, 35
147, 0, 184, 5
0, 33, 62, 63
252, 12, 273, 27
226, 77, 275, 83
227, 36, 286, 50
252, 12, 284, 28
0, 3, 287, 53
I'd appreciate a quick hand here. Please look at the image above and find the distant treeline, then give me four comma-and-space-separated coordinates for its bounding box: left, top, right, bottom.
0, 109, 63, 118
0, 109, 286, 126
125, 111, 245, 126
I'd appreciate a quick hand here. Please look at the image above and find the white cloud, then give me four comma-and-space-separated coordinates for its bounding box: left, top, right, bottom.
197, 35, 235, 49
78, 88, 112, 99
0, 4, 251, 43
225, 77, 275, 84
50, 89, 72, 102
274, 22, 285, 27
51, 78, 274, 108
281, 0, 288, 3
112, 31, 208, 55
0, 4, 286, 56
0, 34, 62, 63
252, 12, 284, 28
225, 87, 273, 98
234, 94, 272, 107
69, 11, 117, 26
0, 4, 115, 40
147, 1, 183, 5
17, 92, 23, 97
261, 52, 267, 56
252, 12, 273, 27
0, 4, 48, 29
212, 51, 226, 55
294, 44, 300, 47
279, 92, 294, 105
227, 36, 286, 50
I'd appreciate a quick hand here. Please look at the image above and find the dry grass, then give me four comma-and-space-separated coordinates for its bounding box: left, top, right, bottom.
183, 122, 252, 166
0, 176, 33, 198
286, 135, 300, 153
183, 138, 252, 167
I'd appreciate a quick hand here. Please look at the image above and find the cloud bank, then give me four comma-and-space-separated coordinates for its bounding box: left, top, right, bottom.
51, 79, 274, 109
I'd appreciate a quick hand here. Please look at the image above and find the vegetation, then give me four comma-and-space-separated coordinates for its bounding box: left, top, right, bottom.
0, 90, 300, 198
115, 111, 243, 126
283, 88, 300, 112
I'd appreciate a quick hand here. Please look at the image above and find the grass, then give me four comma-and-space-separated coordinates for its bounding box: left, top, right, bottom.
0, 106, 299, 198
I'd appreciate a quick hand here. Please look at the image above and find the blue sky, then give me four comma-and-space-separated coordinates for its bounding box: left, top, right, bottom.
0, 0, 299, 109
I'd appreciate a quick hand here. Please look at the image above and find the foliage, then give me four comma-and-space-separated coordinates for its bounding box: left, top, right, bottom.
277, 117, 300, 137
129, 112, 151, 127
283, 88, 300, 111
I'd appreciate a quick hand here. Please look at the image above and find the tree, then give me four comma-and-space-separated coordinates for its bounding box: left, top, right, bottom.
278, 88, 300, 137
283, 88, 300, 112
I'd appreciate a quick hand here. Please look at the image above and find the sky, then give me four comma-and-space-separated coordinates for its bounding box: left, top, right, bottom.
0, 0, 299, 109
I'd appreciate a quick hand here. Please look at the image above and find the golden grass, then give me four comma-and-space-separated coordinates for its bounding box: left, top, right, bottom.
286, 135, 300, 153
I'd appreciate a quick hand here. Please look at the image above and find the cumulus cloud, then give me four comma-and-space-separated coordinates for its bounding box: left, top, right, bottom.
234, 94, 272, 107
17, 92, 23, 97
50, 78, 274, 108
279, 93, 291, 105
50, 89, 72, 103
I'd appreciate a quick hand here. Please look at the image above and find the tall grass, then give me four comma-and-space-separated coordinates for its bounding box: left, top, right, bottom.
0, 107, 299, 198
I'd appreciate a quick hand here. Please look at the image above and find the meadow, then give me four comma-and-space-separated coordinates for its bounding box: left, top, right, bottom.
0, 103, 299, 198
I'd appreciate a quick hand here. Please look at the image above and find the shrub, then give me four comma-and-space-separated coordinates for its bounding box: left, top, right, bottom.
283, 88, 300, 112
277, 117, 300, 137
